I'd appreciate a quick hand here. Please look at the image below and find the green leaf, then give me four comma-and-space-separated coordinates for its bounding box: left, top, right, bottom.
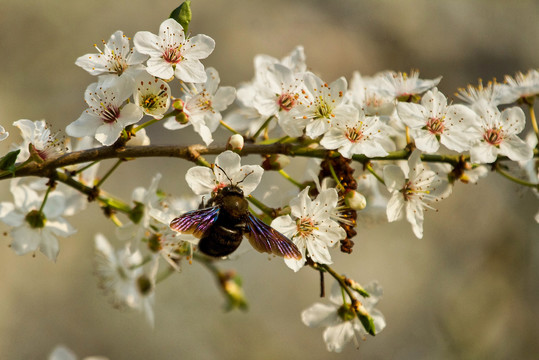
0, 149, 20, 175
170, 1, 192, 33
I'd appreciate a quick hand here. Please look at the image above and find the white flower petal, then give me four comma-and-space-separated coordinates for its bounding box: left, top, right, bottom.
185, 167, 216, 195
386, 192, 405, 222
133, 31, 162, 57
499, 136, 533, 161
470, 142, 498, 164
414, 131, 440, 153
174, 59, 207, 83
500, 106, 526, 135
66, 113, 103, 138
383, 165, 406, 192
301, 303, 339, 328
183, 34, 215, 59
0, 202, 23, 226
215, 151, 242, 177
271, 215, 297, 238
323, 323, 354, 353
10, 225, 41, 255
146, 57, 174, 79
39, 229, 60, 261
47, 218, 77, 237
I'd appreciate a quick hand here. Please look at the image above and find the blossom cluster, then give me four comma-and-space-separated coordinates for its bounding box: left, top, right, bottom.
0, 11, 538, 354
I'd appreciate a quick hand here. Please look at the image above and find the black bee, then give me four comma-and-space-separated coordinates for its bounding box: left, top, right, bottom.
170, 167, 302, 259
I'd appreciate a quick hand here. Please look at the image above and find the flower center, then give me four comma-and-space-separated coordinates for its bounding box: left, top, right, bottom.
365, 94, 384, 108
25, 210, 46, 229
401, 180, 431, 201
314, 98, 333, 119
483, 128, 504, 146
141, 87, 169, 113
148, 233, 163, 252
278, 93, 297, 112
345, 125, 364, 143
296, 217, 317, 237
109, 52, 128, 75
196, 93, 213, 112
425, 117, 445, 135
100, 104, 120, 124
162, 46, 182, 64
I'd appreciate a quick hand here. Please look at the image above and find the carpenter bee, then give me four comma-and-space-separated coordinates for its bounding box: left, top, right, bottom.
170, 167, 301, 259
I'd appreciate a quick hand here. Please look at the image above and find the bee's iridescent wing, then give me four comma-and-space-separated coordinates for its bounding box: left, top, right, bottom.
245, 213, 301, 260
170, 206, 220, 238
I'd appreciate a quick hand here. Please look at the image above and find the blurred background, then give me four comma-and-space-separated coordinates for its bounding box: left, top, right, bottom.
0, 0, 538, 359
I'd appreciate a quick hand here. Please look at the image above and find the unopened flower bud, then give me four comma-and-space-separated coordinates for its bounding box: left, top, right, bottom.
226, 134, 244, 151
345, 278, 370, 297
172, 98, 184, 111
262, 154, 290, 171
344, 190, 366, 210
220, 271, 248, 311
172, 99, 189, 124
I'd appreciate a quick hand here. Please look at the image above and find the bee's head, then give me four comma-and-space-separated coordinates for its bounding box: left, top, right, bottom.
221, 184, 244, 197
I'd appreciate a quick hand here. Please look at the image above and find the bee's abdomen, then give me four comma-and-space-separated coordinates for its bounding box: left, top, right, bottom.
198, 225, 244, 257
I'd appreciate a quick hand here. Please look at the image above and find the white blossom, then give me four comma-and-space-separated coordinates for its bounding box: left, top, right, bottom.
272, 187, 346, 271
376, 70, 441, 100
185, 151, 263, 196
456, 80, 518, 107
94, 234, 158, 326
0, 125, 8, 141
384, 150, 450, 238
0, 179, 76, 261
397, 88, 477, 152
12, 119, 65, 162
320, 108, 395, 158
134, 18, 215, 83
133, 72, 171, 119
468, 102, 532, 163
504, 69, 539, 100
116, 173, 162, 242
75, 30, 147, 89
66, 81, 143, 146
164, 67, 235, 145
301, 281, 386, 353
285, 73, 356, 138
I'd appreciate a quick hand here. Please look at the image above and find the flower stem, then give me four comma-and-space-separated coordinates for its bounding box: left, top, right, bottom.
133, 118, 160, 133
252, 116, 275, 139
95, 159, 124, 188
313, 263, 357, 303
247, 195, 274, 217
278, 169, 303, 189
495, 163, 539, 190
365, 162, 385, 185
219, 120, 240, 135
38, 184, 53, 213
156, 265, 176, 284
56, 171, 132, 214
328, 163, 345, 191
74, 160, 100, 175
528, 103, 539, 144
